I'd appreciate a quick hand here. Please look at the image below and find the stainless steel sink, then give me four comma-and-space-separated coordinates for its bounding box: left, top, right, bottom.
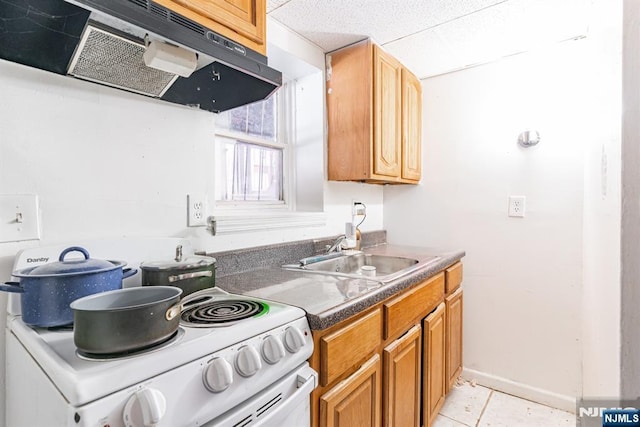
306, 253, 417, 274
283, 252, 437, 283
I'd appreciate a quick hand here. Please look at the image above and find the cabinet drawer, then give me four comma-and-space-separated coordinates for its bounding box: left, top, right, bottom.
320, 308, 382, 387
445, 262, 463, 295
384, 273, 444, 340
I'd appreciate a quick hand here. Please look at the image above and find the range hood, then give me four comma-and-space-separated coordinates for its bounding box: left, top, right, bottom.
0, 0, 282, 113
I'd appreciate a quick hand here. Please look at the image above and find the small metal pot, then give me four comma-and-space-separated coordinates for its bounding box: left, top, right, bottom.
0, 246, 137, 327
140, 245, 215, 297
70, 286, 183, 355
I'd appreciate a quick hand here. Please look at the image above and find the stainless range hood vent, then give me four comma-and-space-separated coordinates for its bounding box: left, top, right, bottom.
68, 25, 178, 97
0, 0, 282, 113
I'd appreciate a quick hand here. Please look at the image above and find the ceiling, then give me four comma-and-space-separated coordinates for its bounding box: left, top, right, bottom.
266, 0, 592, 79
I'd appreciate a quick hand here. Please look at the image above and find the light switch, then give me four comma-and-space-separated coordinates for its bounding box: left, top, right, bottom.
0, 194, 41, 242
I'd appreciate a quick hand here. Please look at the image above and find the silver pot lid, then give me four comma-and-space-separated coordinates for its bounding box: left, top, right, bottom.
140, 245, 216, 271
15, 246, 124, 277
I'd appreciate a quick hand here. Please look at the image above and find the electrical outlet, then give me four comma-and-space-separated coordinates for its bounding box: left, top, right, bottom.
508, 196, 526, 218
352, 200, 366, 216
187, 194, 208, 227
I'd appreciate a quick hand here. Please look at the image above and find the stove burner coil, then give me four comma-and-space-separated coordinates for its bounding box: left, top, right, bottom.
181, 300, 268, 327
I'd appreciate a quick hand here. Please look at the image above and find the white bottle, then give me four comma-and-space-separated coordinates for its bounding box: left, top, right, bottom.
344, 222, 356, 249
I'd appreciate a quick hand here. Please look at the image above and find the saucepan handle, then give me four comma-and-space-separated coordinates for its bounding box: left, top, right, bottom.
165, 302, 183, 321
0, 282, 24, 293
122, 268, 138, 279
168, 270, 212, 283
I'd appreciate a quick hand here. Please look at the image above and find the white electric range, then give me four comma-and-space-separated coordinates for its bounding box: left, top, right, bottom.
5, 238, 316, 427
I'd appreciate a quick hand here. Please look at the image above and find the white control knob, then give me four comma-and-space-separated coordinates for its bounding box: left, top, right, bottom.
261, 335, 286, 364
235, 345, 262, 377
123, 388, 167, 427
203, 357, 234, 393
284, 326, 306, 353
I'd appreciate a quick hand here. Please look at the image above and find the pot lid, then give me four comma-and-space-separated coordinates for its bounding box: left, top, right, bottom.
22, 246, 121, 276
140, 255, 216, 271
140, 245, 216, 271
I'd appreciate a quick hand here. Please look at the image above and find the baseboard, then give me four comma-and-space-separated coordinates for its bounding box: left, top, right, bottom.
462, 368, 577, 413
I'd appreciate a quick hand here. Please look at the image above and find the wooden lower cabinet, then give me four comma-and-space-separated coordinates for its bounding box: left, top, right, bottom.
423, 303, 446, 427
312, 263, 464, 427
446, 288, 463, 392
319, 354, 382, 427
383, 324, 421, 427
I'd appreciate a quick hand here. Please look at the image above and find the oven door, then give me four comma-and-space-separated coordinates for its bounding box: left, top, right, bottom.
208, 362, 317, 427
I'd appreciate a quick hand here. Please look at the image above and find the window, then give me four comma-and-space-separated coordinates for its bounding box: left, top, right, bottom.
211, 70, 326, 234
214, 87, 288, 206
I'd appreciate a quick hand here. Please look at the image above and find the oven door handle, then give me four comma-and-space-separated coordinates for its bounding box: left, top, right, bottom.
252, 369, 317, 426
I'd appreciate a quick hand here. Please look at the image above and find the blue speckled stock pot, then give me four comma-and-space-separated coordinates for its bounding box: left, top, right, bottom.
0, 246, 137, 327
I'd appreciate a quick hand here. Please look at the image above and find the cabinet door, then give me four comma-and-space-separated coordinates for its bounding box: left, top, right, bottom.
373, 45, 402, 178
158, 0, 266, 53
401, 68, 422, 181
320, 354, 382, 427
423, 303, 446, 427
446, 288, 463, 392
383, 324, 421, 427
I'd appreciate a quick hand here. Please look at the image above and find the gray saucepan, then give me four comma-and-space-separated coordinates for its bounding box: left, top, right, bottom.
70, 286, 183, 355
140, 245, 215, 297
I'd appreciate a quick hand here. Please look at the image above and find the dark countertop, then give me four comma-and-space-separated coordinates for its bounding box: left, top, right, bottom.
216, 244, 465, 330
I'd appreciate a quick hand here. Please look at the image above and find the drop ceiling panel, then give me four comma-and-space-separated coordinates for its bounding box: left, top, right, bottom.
267, 0, 292, 13
268, 0, 507, 52
383, 0, 591, 78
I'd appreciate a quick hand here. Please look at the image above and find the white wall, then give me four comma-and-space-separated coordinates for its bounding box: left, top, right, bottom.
0, 21, 383, 425
582, 0, 622, 399
384, 39, 594, 410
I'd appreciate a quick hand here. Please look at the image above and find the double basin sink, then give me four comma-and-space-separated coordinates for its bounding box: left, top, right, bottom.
283, 252, 439, 283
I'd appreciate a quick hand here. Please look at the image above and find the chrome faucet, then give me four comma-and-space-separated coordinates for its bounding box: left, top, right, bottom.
326, 235, 347, 254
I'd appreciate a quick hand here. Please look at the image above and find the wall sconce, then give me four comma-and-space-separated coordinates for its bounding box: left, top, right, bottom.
518, 130, 540, 148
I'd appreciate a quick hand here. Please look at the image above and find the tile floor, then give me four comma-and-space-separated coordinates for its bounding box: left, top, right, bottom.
433, 382, 576, 427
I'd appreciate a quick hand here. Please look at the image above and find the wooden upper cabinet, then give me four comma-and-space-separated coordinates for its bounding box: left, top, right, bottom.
373, 46, 402, 178
327, 39, 422, 184
155, 0, 266, 54
401, 68, 422, 181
